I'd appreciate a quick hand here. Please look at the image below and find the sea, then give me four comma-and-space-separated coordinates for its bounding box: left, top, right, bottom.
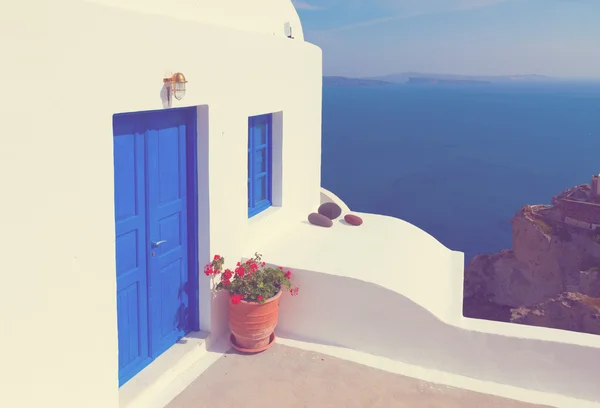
321, 82, 600, 263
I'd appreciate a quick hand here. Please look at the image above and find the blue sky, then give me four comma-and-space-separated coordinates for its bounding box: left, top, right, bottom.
293, 0, 600, 78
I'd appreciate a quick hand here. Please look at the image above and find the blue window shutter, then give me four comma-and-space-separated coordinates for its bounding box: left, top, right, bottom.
248, 114, 272, 217
248, 117, 254, 212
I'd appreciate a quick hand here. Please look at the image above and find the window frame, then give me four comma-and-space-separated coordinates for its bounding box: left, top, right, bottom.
247, 113, 273, 218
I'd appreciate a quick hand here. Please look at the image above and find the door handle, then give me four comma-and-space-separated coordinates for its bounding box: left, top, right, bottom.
152, 240, 167, 248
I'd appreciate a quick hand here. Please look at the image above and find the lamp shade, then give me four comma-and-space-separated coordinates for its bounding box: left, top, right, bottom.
172, 72, 187, 100
174, 82, 186, 100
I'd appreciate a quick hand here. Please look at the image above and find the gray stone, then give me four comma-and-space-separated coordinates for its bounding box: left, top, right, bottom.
308, 212, 333, 228
318, 202, 342, 220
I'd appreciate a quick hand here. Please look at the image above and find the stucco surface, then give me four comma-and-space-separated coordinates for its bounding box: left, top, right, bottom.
165, 344, 551, 408
0, 1, 319, 407
251, 208, 600, 406
84, 0, 304, 40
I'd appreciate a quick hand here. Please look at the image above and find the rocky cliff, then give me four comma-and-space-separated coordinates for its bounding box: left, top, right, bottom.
511, 293, 600, 334
463, 185, 600, 335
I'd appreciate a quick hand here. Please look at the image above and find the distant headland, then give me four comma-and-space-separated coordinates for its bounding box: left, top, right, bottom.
369, 72, 554, 83
323, 72, 557, 87
407, 77, 490, 85
322, 76, 393, 87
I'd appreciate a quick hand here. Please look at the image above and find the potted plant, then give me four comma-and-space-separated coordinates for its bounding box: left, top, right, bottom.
204, 252, 299, 353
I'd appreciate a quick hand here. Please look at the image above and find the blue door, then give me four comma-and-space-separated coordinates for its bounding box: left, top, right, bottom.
113, 108, 194, 386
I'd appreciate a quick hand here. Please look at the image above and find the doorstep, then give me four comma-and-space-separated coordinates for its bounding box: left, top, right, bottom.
119, 331, 228, 408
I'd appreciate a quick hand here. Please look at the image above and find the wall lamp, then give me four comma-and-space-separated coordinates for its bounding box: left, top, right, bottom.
163, 72, 188, 106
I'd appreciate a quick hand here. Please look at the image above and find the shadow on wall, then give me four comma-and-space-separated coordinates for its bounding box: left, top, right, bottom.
275, 268, 600, 403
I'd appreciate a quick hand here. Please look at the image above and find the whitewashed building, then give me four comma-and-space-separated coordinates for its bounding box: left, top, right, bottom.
1, 1, 600, 408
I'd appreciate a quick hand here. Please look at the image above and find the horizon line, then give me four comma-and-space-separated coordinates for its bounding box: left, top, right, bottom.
323, 72, 600, 80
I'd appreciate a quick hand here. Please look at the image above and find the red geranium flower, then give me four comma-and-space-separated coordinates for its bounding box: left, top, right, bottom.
235, 266, 245, 277
207, 252, 298, 305
204, 265, 214, 276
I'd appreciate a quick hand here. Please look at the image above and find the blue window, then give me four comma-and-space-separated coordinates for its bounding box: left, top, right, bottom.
248, 114, 272, 217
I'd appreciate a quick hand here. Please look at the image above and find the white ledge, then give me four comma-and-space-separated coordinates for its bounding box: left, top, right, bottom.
254, 205, 600, 407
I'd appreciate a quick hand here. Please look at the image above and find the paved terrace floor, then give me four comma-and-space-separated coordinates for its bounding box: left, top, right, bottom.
166, 344, 552, 408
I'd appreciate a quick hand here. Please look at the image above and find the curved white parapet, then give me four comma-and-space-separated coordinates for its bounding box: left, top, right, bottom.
257, 209, 600, 407
319, 187, 352, 214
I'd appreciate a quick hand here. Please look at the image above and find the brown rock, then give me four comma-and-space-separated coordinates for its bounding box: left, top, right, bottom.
308, 212, 333, 228
463, 206, 600, 308
510, 292, 600, 336
463, 185, 600, 336
580, 268, 600, 298
344, 214, 363, 226
318, 202, 342, 220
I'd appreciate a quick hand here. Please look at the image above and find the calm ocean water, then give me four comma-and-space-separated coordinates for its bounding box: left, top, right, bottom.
321, 82, 600, 263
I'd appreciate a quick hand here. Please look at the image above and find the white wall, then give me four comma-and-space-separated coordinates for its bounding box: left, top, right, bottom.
0, 0, 321, 407
85, 0, 304, 40
265, 206, 600, 406
277, 266, 600, 406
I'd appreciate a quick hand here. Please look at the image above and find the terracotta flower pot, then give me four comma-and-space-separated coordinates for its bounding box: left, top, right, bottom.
229, 290, 282, 353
